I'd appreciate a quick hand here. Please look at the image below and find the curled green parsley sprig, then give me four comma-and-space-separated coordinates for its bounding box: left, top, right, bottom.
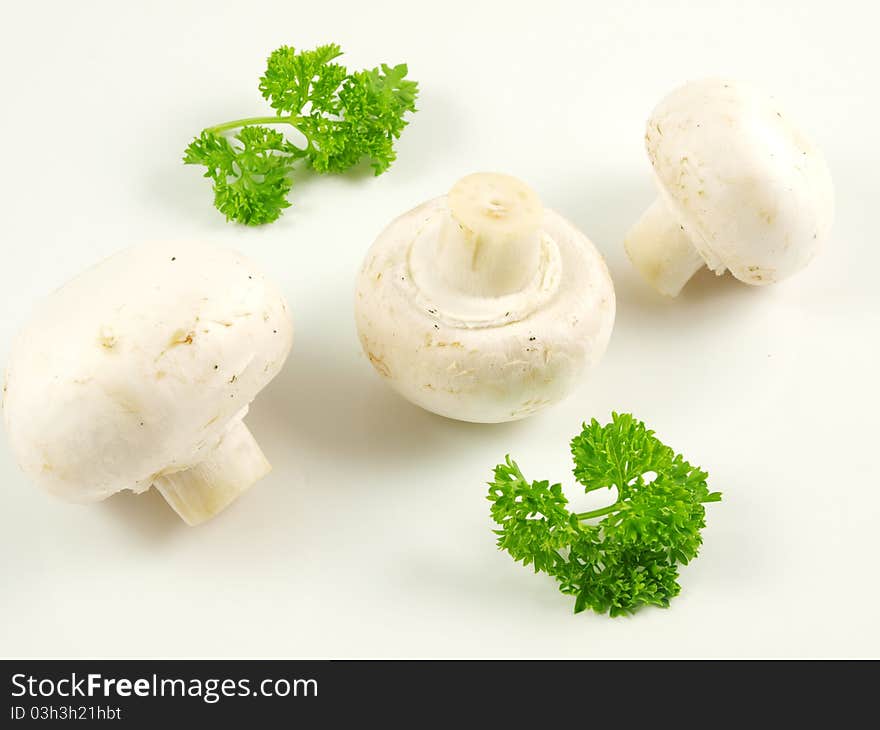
184, 44, 418, 225
488, 413, 722, 616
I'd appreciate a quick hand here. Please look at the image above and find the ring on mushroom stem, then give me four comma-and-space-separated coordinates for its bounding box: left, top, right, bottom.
354, 172, 615, 423
624, 78, 835, 296
2, 240, 293, 526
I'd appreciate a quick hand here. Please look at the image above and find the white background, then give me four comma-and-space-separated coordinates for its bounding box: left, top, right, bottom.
1, 0, 877, 658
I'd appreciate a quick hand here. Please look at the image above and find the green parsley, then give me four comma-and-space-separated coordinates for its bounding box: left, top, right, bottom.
488, 413, 721, 616
184, 44, 418, 225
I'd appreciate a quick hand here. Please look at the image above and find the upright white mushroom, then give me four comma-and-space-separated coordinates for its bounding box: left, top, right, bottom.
2, 240, 293, 525
625, 79, 835, 296
355, 172, 615, 423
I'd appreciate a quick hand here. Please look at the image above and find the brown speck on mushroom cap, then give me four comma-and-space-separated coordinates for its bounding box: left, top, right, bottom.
98, 334, 117, 350
166, 329, 195, 348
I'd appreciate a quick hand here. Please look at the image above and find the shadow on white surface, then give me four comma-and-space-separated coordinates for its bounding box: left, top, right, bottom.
253, 333, 530, 467
396, 547, 573, 617
99, 486, 181, 541
548, 170, 778, 317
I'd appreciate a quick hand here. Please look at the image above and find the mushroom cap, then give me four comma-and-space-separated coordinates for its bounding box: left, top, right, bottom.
2, 240, 293, 503
646, 78, 834, 284
354, 198, 615, 423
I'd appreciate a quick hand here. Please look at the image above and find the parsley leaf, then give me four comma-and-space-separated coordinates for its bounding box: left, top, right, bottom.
258, 43, 346, 116
183, 126, 301, 225
301, 64, 419, 174
488, 413, 722, 616
184, 44, 418, 225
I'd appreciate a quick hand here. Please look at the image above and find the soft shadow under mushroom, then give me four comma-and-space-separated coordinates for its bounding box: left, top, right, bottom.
99, 488, 182, 542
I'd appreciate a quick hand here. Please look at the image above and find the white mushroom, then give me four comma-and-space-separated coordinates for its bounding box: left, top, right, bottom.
625, 79, 835, 296
354, 172, 615, 423
2, 240, 293, 525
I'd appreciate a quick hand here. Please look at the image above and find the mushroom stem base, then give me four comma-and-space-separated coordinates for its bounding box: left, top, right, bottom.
154, 420, 270, 526
624, 198, 706, 297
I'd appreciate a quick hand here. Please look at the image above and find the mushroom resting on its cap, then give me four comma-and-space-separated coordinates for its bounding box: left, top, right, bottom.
625, 78, 835, 296
2, 240, 293, 525
354, 172, 615, 423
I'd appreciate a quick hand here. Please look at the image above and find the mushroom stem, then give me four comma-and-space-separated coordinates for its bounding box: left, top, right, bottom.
153, 420, 270, 526
624, 198, 707, 296
433, 173, 545, 298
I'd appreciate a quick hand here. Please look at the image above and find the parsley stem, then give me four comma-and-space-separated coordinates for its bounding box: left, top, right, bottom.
575, 503, 622, 521
205, 115, 304, 135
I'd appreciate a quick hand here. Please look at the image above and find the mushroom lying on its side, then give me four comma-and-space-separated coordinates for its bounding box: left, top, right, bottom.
625, 79, 835, 296
2, 240, 293, 525
355, 172, 615, 423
